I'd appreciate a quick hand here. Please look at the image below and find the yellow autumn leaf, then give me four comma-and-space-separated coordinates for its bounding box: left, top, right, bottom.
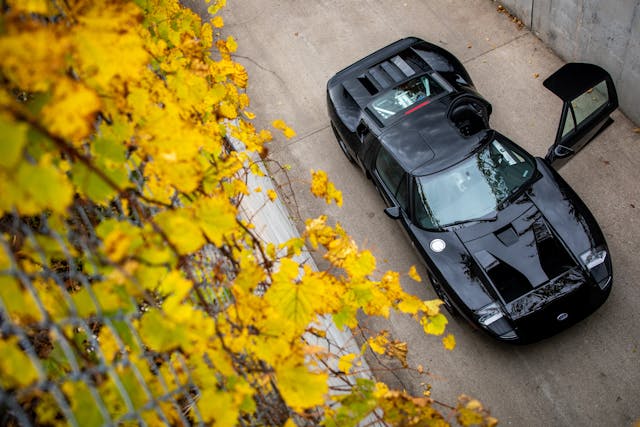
226, 35, 238, 53
211, 15, 224, 28
373, 382, 390, 399
219, 101, 238, 119
155, 210, 206, 255
272, 119, 297, 139
387, 340, 408, 367
310, 169, 343, 206
368, 331, 389, 354
338, 353, 357, 373
0, 25, 71, 92
41, 78, 101, 143
265, 260, 320, 333
137, 309, 188, 353
195, 196, 238, 246
7, 0, 52, 14
343, 249, 376, 279
157, 270, 193, 304
71, 1, 149, 89
456, 395, 493, 427
442, 333, 456, 350
208, 0, 227, 16
234, 250, 266, 292
198, 388, 238, 426
275, 361, 328, 411
408, 265, 422, 282
267, 189, 278, 201
421, 313, 448, 336
423, 299, 444, 316
397, 295, 424, 315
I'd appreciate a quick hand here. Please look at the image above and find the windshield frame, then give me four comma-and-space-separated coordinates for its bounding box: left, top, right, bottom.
412, 137, 538, 230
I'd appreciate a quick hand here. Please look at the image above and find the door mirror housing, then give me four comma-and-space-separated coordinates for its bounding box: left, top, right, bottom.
384, 206, 401, 220
356, 121, 369, 141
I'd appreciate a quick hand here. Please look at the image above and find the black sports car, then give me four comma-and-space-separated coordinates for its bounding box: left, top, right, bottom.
327, 37, 617, 343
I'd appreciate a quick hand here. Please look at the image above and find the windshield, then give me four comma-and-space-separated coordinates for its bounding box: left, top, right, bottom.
369, 73, 449, 122
414, 138, 536, 229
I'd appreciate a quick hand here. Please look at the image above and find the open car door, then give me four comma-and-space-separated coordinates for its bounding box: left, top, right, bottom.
543, 63, 618, 169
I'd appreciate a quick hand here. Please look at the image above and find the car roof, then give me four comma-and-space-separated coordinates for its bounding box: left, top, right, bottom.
378, 97, 489, 175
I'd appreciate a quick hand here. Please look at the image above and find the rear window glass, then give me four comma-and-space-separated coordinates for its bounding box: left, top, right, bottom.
369, 73, 450, 122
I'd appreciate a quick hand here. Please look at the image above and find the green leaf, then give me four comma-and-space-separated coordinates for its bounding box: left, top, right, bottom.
71, 161, 118, 203
62, 381, 105, 426
0, 160, 73, 215
0, 116, 28, 168
195, 197, 237, 246
0, 337, 40, 388
138, 309, 187, 352
156, 210, 206, 255
422, 313, 448, 336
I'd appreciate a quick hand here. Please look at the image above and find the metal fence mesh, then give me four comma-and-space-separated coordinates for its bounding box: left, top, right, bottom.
1, 197, 192, 425
0, 158, 372, 426
0, 181, 301, 426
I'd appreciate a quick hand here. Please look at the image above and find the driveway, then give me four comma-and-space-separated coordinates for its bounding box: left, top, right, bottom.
204, 1, 639, 425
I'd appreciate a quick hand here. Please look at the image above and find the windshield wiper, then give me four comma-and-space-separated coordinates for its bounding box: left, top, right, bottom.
443, 213, 498, 228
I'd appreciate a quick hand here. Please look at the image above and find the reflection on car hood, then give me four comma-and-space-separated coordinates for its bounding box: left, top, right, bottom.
463, 206, 573, 292
506, 269, 585, 319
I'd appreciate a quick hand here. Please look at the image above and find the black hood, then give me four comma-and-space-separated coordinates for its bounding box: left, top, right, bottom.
454, 178, 594, 320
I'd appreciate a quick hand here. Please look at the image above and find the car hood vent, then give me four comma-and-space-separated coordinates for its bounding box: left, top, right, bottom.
465, 207, 578, 304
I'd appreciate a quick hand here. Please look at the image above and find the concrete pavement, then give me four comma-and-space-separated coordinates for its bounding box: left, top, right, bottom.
192, 0, 640, 425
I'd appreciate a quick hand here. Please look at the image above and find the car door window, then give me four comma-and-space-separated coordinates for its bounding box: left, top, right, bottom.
375, 149, 408, 210
396, 174, 409, 211
561, 80, 609, 138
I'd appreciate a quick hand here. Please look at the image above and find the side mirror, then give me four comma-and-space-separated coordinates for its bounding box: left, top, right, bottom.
553, 144, 574, 158
384, 206, 401, 220
356, 121, 369, 141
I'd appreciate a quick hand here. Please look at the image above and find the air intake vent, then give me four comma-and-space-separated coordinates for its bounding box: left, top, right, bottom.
357, 75, 378, 95
390, 54, 415, 77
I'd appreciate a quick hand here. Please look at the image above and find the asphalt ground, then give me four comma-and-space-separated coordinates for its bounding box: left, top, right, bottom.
188, 1, 640, 425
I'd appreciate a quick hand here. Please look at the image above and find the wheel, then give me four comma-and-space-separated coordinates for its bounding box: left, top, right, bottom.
331, 123, 356, 164
428, 272, 456, 315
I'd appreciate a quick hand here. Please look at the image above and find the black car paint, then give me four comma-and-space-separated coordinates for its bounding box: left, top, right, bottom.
327, 37, 615, 343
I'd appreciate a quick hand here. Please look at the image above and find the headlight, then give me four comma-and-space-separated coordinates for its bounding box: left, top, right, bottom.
475, 302, 517, 340
477, 302, 504, 326
580, 247, 611, 290
580, 247, 607, 269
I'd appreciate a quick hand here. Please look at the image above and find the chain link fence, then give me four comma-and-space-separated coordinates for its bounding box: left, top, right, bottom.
0, 151, 378, 426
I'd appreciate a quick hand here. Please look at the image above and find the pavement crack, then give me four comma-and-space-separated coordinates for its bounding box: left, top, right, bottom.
463, 32, 531, 64
271, 124, 329, 154
232, 54, 286, 85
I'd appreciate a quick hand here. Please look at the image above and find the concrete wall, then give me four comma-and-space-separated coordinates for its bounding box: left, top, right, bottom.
498, 0, 640, 124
